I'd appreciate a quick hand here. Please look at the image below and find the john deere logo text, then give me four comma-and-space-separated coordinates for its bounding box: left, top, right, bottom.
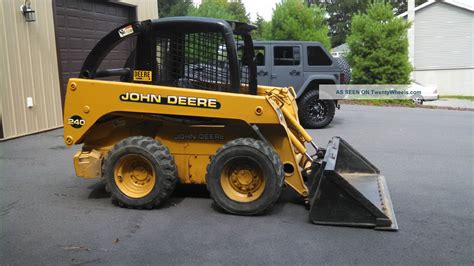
119, 92, 221, 109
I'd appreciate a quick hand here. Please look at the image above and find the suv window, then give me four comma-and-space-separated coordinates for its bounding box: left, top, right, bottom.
307, 46, 332, 66
254, 46, 265, 66
274, 46, 300, 66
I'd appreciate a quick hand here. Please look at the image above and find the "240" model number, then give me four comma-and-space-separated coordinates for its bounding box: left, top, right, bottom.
68, 115, 85, 128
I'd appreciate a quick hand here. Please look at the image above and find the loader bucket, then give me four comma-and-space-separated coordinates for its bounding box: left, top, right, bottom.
308, 137, 398, 231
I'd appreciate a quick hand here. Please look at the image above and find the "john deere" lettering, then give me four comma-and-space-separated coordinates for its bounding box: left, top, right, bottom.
119, 92, 221, 109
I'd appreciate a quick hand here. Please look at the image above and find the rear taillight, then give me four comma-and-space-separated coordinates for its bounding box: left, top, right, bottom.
340, 73, 346, 84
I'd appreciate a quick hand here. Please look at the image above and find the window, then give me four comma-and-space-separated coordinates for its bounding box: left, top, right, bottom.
307, 46, 332, 66
274, 46, 300, 66
254, 46, 265, 66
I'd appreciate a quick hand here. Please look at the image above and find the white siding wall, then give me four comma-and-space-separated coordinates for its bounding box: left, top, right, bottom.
117, 0, 159, 20
412, 2, 473, 95
0, 0, 63, 139
0, 0, 158, 139
414, 2, 473, 69
415, 68, 474, 95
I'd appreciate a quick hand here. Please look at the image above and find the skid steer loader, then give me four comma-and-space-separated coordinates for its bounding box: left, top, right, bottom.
63, 17, 398, 230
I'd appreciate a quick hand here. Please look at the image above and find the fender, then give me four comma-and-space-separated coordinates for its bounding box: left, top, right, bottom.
296, 75, 338, 98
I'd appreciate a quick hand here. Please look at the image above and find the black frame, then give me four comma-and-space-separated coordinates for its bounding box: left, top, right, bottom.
79, 17, 257, 94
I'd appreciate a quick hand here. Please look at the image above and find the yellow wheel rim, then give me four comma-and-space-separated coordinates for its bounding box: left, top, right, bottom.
114, 154, 156, 198
220, 159, 265, 202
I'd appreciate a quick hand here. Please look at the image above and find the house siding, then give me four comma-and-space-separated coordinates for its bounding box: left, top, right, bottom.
0, 0, 158, 139
411, 1, 473, 95
117, 0, 158, 20
414, 2, 473, 70
0, 0, 63, 139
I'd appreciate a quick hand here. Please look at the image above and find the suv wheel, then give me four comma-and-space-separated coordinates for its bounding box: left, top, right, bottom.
298, 90, 335, 129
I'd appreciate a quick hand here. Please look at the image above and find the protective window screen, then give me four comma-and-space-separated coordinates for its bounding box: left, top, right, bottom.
254, 46, 265, 66
155, 31, 234, 92
274, 46, 300, 66
307, 46, 332, 66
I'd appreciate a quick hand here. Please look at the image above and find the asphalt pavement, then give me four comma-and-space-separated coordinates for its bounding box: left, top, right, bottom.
0, 105, 472, 265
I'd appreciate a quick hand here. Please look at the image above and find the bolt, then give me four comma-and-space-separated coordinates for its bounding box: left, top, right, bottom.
83, 105, 90, 113
70, 82, 77, 91
65, 136, 74, 145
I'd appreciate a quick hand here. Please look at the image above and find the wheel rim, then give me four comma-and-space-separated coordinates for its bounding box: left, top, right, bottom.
220, 158, 265, 203
114, 154, 156, 198
308, 99, 328, 122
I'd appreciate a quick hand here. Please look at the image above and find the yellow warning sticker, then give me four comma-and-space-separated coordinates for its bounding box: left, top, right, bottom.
133, 70, 152, 82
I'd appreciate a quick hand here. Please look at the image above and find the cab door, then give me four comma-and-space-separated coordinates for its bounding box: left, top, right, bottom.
270, 44, 304, 90
255, 45, 271, 85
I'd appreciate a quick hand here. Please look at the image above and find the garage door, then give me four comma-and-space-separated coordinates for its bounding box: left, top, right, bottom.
54, 0, 136, 105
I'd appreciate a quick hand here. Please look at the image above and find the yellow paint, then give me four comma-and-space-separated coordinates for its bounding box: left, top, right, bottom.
73, 149, 102, 178
64, 79, 311, 197
220, 160, 265, 202
114, 154, 156, 198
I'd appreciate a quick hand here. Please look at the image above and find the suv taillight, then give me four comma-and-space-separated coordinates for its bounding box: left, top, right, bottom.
340, 73, 346, 84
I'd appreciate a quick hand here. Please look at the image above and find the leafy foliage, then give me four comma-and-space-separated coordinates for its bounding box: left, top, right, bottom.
390, 0, 428, 15
322, 0, 369, 47
188, 0, 250, 22
321, 0, 427, 47
228, 0, 250, 23
158, 0, 193, 18
271, 0, 331, 48
347, 2, 412, 84
253, 14, 272, 40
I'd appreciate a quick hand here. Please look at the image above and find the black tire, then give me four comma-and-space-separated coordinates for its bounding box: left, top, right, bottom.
103, 136, 177, 209
334, 57, 351, 84
206, 138, 284, 215
298, 90, 336, 129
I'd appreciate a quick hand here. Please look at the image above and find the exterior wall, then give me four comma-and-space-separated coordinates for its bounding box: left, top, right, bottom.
414, 2, 473, 69
411, 2, 473, 95
117, 0, 159, 20
415, 68, 474, 96
0, 0, 63, 139
0, 0, 158, 139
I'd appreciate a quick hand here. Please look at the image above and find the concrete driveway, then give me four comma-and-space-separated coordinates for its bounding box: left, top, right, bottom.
0, 105, 472, 265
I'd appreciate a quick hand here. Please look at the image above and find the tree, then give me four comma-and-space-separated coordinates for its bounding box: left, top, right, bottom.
271, 0, 331, 48
322, 0, 369, 48
228, 0, 250, 23
322, 0, 427, 47
347, 2, 412, 84
188, 0, 234, 20
253, 14, 272, 40
390, 0, 427, 15
158, 0, 193, 18
188, 0, 250, 22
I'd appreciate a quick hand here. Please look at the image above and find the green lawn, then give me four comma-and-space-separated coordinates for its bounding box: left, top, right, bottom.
341, 99, 416, 107
440, 96, 474, 101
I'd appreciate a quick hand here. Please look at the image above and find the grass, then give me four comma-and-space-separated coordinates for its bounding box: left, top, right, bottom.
440, 96, 474, 101
341, 99, 416, 107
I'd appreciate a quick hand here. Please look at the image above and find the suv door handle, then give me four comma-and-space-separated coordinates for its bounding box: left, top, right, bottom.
271, 74, 278, 79
257, 70, 268, 76
290, 70, 300, 76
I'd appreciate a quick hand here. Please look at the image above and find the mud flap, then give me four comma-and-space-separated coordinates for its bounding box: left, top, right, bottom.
308, 137, 398, 231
